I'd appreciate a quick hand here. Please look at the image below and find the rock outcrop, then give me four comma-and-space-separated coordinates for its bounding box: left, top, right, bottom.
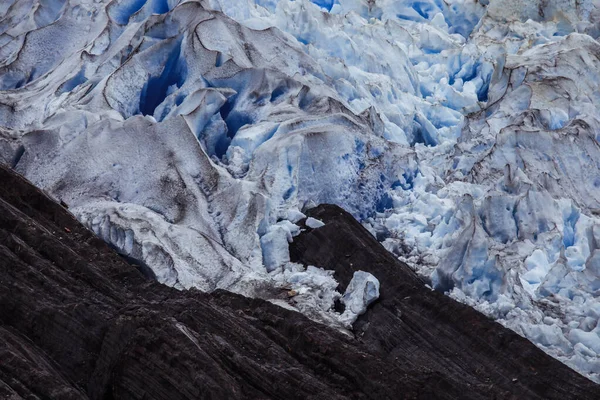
0, 163, 598, 399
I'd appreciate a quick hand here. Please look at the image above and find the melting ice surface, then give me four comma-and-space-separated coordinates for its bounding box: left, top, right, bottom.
2, 0, 600, 382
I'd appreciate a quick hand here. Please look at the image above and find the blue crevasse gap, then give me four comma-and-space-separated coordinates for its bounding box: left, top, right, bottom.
448, 60, 493, 102
396, 1, 440, 23
225, 111, 253, 134
477, 77, 491, 102
214, 96, 236, 159
444, 4, 486, 38
354, 138, 365, 154
467, 258, 501, 300
152, 0, 170, 14
411, 117, 438, 147
311, 0, 335, 12
393, 0, 484, 38
219, 98, 253, 139
375, 192, 394, 212
412, 1, 436, 19
283, 185, 296, 200
283, 153, 296, 200
563, 207, 580, 248
391, 168, 419, 191
110, 0, 171, 25
58, 69, 87, 94
139, 39, 187, 118
511, 204, 521, 239
270, 86, 287, 102
28, 67, 42, 86
111, 0, 146, 25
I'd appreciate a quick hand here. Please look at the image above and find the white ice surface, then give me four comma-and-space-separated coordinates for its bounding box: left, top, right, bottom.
339, 271, 380, 327
305, 217, 325, 229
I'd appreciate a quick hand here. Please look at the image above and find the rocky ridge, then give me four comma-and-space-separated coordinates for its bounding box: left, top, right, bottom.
1, 164, 599, 399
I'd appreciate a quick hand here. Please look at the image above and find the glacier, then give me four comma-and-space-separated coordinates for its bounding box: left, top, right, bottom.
2, 0, 600, 382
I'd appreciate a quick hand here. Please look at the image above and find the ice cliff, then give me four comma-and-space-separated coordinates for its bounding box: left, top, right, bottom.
1, 0, 600, 382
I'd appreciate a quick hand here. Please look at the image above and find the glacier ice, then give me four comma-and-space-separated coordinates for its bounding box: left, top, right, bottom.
305, 217, 325, 229
339, 270, 380, 326
2, 0, 600, 382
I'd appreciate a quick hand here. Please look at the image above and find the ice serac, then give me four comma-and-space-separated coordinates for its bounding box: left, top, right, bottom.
2, 0, 600, 383
339, 271, 380, 326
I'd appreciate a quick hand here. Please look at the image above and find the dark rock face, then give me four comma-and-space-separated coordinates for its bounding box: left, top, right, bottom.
291, 205, 600, 399
0, 164, 598, 400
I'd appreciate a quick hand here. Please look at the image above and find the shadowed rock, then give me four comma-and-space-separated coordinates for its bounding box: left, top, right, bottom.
0, 164, 598, 399
291, 204, 600, 399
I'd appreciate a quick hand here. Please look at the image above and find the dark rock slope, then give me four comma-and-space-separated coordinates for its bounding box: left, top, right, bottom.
291, 205, 600, 398
0, 164, 598, 400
